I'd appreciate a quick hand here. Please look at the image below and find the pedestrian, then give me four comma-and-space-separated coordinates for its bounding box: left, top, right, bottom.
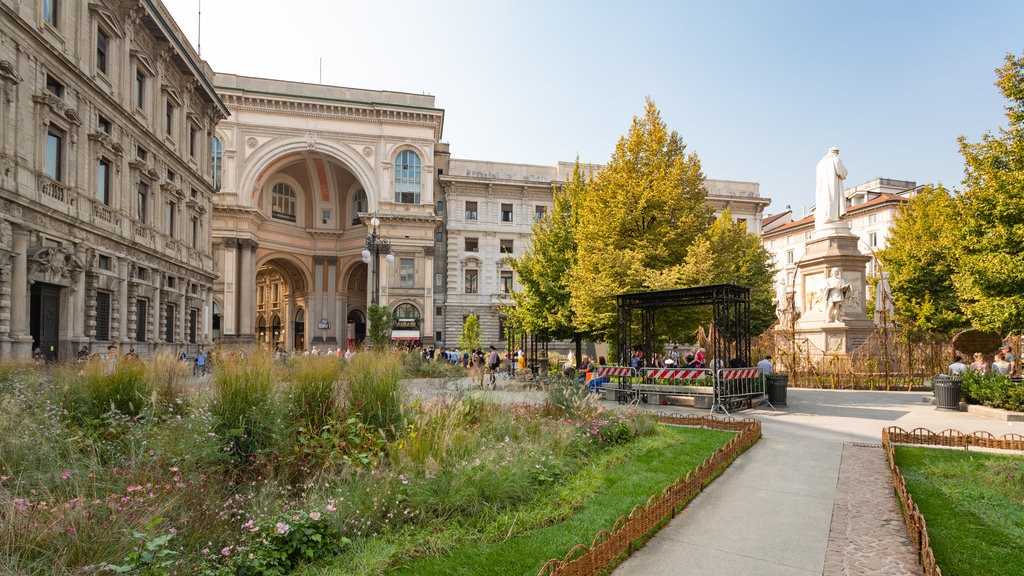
949, 355, 968, 375
757, 355, 774, 375
487, 346, 500, 388
194, 348, 208, 375
77, 345, 90, 362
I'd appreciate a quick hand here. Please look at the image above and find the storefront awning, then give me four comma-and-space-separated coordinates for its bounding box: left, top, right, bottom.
391, 329, 421, 340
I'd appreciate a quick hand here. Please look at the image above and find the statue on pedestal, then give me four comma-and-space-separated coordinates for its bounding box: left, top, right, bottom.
815, 147, 848, 229
821, 267, 851, 323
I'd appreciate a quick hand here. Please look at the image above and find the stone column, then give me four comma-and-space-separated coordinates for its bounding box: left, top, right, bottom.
152, 274, 161, 344
10, 226, 29, 355
221, 239, 238, 336
327, 256, 338, 343
237, 238, 257, 339
179, 289, 186, 345
313, 256, 324, 344
118, 259, 129, 342
284, 294, 293, 351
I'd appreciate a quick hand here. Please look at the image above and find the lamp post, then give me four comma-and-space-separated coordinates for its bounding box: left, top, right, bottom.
361, 216, 394, 305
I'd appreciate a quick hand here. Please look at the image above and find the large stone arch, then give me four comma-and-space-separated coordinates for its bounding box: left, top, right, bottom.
238, 137, 381, 212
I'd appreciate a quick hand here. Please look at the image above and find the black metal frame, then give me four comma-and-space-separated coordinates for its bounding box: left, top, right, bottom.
616, 283, 751, 368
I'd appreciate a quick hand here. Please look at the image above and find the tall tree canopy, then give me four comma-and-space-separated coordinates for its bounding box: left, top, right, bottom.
877, 185, 967, 339
569, 98, 712, 342
953, 52, 1024, 334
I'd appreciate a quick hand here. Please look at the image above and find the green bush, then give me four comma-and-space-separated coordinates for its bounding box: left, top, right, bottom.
286, 354, 341, 430
961, 370, 1024, 412
63, 357, 153, 422
209, 352, 283, 460
343, 351, 407, 440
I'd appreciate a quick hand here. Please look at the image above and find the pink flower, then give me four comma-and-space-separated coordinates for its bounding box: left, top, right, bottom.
221, 546, 231, 556
275, 522, 289, 535
326, 504, 336, 512
61, 471, 70, 479
309, 511, 321, 521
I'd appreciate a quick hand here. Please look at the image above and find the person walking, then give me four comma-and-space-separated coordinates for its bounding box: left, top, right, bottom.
487, 346, 500, 389
194, 348, 208, 376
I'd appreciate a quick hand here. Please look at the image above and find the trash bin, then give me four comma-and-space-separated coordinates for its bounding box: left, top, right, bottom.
766, 374, 788, 406
934, 375, 962, 412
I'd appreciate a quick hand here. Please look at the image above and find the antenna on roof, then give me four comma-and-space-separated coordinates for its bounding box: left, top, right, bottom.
197, 0, 202, 56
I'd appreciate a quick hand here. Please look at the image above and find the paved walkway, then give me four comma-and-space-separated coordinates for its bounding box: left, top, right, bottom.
609, 388, 1017, 576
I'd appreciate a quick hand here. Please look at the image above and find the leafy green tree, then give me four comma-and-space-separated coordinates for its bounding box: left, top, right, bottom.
878, 185, 966, 340
367, 304, 393, 349
953, 52, 1024, 334
509, 162, 584, 341
569, 97, 712, 342
458, 314, 482, 352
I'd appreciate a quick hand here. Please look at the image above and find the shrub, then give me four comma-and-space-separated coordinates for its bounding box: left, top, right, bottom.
343, 351, 407, 441
209, 352, 282, 460
62, 357, 153, 422
961, 371, 1024, 412
286, 354, 341, 430
543, 375, 601, 421
148, 350, 192, 416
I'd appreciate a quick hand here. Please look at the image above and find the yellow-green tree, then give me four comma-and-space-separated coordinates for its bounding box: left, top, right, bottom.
508, 162, 585, 340
457, 314, 482, 352
569, 98, 711, 342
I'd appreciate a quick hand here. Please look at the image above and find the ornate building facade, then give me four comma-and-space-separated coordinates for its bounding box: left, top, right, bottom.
0, 0, 226, 361
210, 74, 444, 351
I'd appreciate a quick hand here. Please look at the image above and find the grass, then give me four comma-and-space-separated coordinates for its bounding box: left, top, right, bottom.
894, 446, 1024, 576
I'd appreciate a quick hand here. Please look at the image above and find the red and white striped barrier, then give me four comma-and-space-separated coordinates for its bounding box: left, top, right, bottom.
717, 368, 761, 380
596, 366, 634, 378
645, 368, 709, 380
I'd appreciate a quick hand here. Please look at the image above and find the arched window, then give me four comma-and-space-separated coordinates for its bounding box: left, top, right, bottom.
352, 188, 367, 225
394, 150, 420, 204
271, 182, 296, 222
394, 303, 420, 320
211, 136, 222, 191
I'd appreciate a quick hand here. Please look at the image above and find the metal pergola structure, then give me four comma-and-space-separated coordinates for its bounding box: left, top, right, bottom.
617, 283, 751, 368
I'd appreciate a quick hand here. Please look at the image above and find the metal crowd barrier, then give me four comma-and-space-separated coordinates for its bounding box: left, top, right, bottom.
712, 367, 773, 415
593, 366, 638, 404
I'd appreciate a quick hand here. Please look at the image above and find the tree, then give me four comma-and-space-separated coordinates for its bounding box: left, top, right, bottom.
877, 186, 966, 340
569, 97, 712, 342
509, 162, 584, 341
367, 304, 393, 349
457, 314, 482, 352
953, 52, 1024, 334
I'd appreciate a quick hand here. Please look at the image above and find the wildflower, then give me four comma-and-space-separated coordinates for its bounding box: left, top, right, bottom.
326, 504, 336, 512
169, 466, 179, 472
221, 546, 231, 556
275, 522, 289, 535
61, 471, 70, 479
309, 511, 321, 520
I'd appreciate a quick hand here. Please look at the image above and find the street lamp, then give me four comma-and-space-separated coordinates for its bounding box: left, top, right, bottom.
361, 216, 394, 305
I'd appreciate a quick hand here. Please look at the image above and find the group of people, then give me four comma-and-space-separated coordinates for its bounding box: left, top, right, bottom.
949, 344, 1018, 377
629, 346, 708, 370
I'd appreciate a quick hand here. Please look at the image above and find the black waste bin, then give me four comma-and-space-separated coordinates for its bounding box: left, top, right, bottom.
766, 374, 788, 406
934, 375, 962, 412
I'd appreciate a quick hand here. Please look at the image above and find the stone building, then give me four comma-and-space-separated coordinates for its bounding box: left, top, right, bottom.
0, 0, 226, 361
210, 74, 445, 351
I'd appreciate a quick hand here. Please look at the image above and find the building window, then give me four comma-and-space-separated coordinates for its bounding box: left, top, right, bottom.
500, 239, 514, 254
137, 146, 148, 161
164, 304, 175, 343
787, 235, 794, 245
501, 271, 513, 294
44, 0, 59, 27
436, 306, 443, 316
135, 299, 148, 342
786, 250, 794, 264
189, 308, 198, 344
165, 100, 174, 135
399, 258, 415, 287
134, 69, 145, 109
271, 182, 297, 222
211, 136, 222, 191
96, 29, 109, 74
436, 200, 444, 212
137, 182, 149, 223
189, 125, 198, 158
501, 203, 513, 222
166, 201, 176, 238
166, 170, 175, 183
190, 216, 199, 248
351, 188, 367, 224
435, 227, 443, 242
465, 201, 478, 220
98, 159, 111, 205
98, 115, 111, 134
805, 230, 813, 240
465, 237, 478, 252
95, 291, 111, 341
98, 255, 111, 270
46, 75, 64, 98
45, 125, 64, 181
869, 232, 878, 247
394, 150, 421, 204
869, 213, 878, 224
136, 267, 148, 281
770, 239, 777, 248
535, 205, 546, 221
465, 269, 478, 294
435, 273, 443, 288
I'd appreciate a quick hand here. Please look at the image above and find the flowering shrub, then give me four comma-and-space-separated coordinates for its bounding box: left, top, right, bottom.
210, 508, 344, 576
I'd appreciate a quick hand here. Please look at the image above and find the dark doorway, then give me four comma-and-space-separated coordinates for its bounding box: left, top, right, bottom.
31, 283, 61, 362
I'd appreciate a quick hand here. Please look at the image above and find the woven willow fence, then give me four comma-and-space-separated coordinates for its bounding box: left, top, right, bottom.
536, 414, 761, 576
882, 426, 1024, 576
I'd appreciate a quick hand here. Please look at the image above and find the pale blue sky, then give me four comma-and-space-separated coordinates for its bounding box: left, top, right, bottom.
163, 0, 1024, 215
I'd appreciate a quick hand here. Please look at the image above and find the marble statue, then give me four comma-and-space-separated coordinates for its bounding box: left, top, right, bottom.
814, 147, 848, 229
821, 267, 851, 323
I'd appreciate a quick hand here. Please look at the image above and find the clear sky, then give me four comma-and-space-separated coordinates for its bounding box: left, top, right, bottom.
162, 0, 1024, 215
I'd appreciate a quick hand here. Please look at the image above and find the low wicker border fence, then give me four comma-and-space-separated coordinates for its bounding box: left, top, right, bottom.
536, 414, 761, 576
882, 426, 1024, 576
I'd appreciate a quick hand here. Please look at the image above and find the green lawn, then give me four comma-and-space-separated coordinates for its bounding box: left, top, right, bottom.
894, 446, 1024, 576
375, 425, 735, 576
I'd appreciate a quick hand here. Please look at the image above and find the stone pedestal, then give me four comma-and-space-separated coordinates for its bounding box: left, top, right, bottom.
792, 223, 873, 355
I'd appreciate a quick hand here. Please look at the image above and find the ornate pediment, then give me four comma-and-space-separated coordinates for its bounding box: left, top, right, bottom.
89, 2, 125, 38
0, 60, 21, 84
